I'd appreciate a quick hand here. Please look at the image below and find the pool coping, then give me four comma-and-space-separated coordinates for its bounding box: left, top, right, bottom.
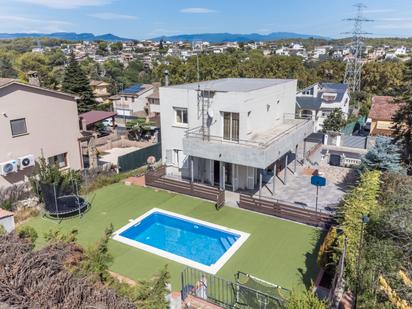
112, 208, 250, 274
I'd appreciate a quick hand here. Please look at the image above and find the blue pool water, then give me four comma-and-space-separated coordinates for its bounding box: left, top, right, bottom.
120, 212, 240, 266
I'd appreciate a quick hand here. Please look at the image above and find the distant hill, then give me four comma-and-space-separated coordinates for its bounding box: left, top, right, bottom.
152, 32, 328, 43
0, 32, 131, 41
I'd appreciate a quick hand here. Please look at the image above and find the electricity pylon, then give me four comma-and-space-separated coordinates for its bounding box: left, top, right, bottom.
343, 3, 373, 93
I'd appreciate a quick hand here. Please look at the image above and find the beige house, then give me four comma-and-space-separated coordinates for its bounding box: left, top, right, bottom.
0, 78, 82, 187
90, 80, 110, 103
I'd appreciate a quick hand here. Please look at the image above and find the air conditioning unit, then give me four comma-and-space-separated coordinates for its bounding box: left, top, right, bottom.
0, 160, 18, 176
18, 154, 35, 169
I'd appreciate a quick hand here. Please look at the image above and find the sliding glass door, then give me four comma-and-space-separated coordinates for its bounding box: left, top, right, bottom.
223, 112, 239, 141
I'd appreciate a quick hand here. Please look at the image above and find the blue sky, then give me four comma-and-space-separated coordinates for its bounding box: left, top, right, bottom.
0, 0, 411, 38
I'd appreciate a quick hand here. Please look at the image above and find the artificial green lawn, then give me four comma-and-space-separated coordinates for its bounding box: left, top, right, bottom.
24, 183, 324, 291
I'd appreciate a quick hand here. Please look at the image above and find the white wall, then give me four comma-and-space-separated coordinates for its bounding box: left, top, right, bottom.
0, 216, 15, 233
160, 80, 297, 166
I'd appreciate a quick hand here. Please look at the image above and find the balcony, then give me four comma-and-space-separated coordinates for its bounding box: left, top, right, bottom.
183, 115, 314, 169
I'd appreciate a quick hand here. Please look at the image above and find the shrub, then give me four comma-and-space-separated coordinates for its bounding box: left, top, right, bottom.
0, 225, 6, 236
0, 200, 13, 211
44, 228, 78, 243
16, 225, 38, 243
285, 288, 326, 309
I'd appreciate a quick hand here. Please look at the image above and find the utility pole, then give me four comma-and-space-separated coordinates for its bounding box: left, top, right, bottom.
343, 3, 373, 93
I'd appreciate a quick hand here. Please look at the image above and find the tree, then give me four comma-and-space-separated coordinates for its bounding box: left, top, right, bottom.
0, 51, 17, 78
126, 118, 155, 140
62, 53, 96, 112
322, 108, 346, 133
360, 137, 403, 172
393, 59, 412, 169
110, 41, 123, 54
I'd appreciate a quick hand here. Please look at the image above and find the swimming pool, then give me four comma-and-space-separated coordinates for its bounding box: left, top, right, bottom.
112, 208, 249, 274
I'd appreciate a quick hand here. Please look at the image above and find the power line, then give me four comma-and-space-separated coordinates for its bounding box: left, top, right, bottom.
343, 3, 374, 93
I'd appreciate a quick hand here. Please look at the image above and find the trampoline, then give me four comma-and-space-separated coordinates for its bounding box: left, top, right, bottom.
39, 182, 89, 219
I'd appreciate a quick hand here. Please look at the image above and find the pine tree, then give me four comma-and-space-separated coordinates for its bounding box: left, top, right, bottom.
393, 59, 412, 169
62, 53, 96, 113
360, 137, 403, 172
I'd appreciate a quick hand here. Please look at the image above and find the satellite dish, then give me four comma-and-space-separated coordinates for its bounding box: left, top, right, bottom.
207, 107, 214, 118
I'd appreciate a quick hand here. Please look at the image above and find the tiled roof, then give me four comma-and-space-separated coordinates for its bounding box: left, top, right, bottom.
368, 96, 405, 121
79, 110, 117, 126
296, 83, 348, 110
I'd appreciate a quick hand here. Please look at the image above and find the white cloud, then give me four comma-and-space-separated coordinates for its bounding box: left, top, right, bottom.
16, 0, 112, 9
180, 8, 216, 14
0, 15, 70, 32
90, 13, 137, 20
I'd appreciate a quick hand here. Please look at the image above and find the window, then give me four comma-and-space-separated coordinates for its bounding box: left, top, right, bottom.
124, 96, 128, 101
223, 112, 239, 141
174, 107, 188, 125
48, 153, 68, 169
131, 97, 135, 103
10, 118, 27, 136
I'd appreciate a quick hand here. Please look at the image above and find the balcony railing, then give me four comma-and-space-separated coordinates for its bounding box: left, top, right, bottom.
185, 113, 312, 149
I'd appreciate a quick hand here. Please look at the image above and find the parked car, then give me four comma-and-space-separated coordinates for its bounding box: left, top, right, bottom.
102, 118, 113, 127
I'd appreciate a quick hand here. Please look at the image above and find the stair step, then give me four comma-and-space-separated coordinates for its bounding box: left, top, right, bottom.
220, 238, 231, 250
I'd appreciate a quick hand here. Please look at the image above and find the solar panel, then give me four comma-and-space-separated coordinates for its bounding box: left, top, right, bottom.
122, 84, 142, 94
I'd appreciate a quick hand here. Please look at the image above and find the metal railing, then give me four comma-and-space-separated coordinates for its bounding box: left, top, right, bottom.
181, 267, 286, 309
185, 114, 313, 149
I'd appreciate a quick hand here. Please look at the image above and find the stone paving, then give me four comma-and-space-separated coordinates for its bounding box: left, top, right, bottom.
256, 165, 352, 213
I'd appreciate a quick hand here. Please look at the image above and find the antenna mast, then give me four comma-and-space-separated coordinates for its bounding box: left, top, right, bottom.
343, 3, 373, 93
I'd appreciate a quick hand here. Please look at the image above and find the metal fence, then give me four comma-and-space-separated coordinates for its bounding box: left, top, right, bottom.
181, 267, 286, 309
117, 143, 162, 172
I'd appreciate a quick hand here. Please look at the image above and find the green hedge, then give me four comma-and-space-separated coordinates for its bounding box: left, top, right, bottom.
335, 170, 381, 286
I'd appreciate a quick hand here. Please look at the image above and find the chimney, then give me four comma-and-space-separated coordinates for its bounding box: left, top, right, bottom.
80, 116, 88, 131
27, 71, 40, 87
164, 70, 169, 87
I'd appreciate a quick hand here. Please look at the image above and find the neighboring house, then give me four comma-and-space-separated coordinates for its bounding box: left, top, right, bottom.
160, 78, 314, 191
147, 83, 161, 126
111, 83, 154, 119
90, 80, 111, 103
367, 96, 404, 136
296, 83, 350, 132
0, 78, 82, 187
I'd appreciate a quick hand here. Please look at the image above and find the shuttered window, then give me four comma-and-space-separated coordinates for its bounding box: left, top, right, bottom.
10, 118, 27, 137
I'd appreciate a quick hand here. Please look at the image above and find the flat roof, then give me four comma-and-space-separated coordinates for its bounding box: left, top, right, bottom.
167, 78, 295, 92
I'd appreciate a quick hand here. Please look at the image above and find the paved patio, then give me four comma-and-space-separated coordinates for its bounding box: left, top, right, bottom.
255, 164, 354, 213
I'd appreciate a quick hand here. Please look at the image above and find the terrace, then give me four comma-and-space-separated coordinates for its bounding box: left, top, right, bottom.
23, 183, 324, 290
183, 116, 314, 169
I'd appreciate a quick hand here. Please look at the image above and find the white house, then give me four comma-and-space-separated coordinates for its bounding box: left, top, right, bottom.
111, 84, 154, 118
160, 78, 314, 192
296, 83, 350, 132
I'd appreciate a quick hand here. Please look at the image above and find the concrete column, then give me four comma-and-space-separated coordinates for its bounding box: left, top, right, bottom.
294, 144, 298, 174
190, 156, 194, 183
272, 163, 276, 197
336, 134, 342, 147
303, 141, 306, 164
259, 169, 263, 199
284, 154, 289, 185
